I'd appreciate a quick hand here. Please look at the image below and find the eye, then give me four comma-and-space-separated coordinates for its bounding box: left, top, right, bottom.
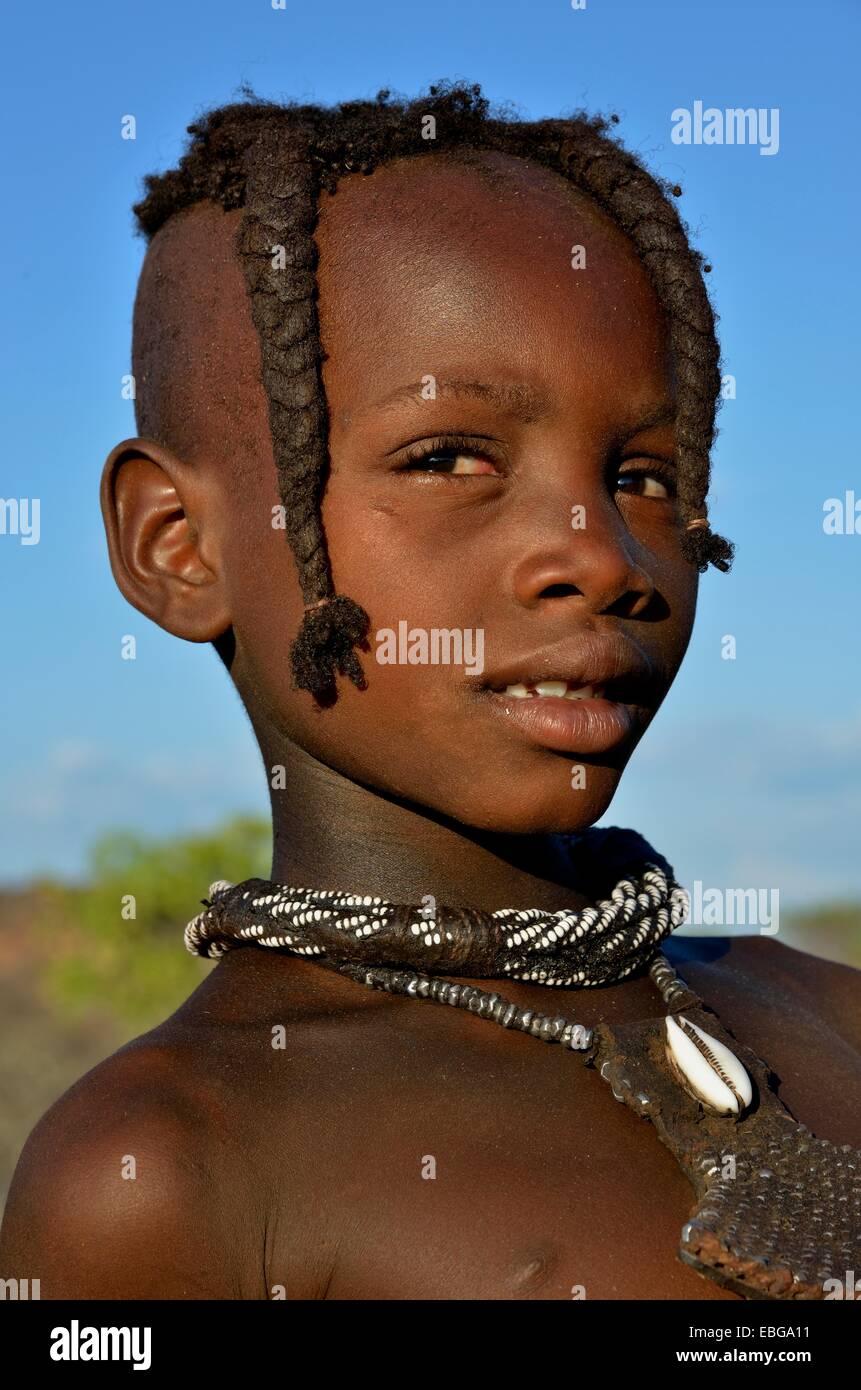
398, 436, 503, 477
615, 463, 676, 500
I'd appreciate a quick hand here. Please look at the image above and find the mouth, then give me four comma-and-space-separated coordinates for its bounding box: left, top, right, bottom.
474, 643, 655, 756
485, 679, 607, 701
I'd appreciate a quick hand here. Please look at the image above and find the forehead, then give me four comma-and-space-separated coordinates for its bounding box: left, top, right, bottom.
313, 151, 672, 415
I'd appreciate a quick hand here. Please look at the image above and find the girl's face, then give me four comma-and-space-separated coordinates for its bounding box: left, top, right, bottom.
227, 151, 699, 833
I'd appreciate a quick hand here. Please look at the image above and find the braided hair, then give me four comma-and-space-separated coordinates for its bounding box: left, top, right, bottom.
133, 81, 734, 699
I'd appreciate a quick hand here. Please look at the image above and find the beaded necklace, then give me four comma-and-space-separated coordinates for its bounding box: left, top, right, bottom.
185, 828, 860, 1301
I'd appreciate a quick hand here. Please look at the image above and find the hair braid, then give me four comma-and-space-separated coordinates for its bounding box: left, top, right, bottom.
133, 83, 734, 699
237, 123, 370, 693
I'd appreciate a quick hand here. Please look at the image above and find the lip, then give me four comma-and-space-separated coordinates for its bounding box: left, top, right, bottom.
479, 630, 655, 697
473, 631, 655, 754
482, 689, 637, 753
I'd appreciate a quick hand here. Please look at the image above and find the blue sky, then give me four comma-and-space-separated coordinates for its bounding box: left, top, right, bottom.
2, 0, 859, 907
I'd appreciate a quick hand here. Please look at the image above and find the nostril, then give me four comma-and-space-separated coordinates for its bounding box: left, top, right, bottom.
627, 590, 656, 619
540, 583, 580, 598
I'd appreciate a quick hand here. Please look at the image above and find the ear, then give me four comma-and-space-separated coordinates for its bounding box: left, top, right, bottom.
100, 438, 232, 642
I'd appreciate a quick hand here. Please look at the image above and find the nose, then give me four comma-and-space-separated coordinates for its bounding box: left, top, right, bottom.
508, 497, 657, 620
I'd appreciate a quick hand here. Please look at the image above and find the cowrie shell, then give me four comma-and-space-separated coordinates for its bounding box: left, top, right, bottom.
665, 1014, 752, 1117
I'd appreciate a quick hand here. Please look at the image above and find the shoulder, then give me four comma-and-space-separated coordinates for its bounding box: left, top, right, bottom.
0, 1025, 266, 1299
668, 933, 860, 1042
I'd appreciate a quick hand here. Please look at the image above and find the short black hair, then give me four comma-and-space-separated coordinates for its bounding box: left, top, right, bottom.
133, 81, 733, 699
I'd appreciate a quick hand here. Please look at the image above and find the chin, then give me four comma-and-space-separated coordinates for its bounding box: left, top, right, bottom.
435, 771, 623, 836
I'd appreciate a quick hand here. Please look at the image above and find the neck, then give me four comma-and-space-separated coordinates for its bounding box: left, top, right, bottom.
263, 736, 595, 913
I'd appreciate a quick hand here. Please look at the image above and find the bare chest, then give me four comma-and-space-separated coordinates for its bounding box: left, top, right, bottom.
256, 979, 858, 1300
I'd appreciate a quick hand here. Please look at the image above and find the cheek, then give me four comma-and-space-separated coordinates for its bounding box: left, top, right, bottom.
652, 550, 699, 667
223, 481, 304, 644
220, 472, 450, 781
219, 478, 313, 738
321, 480, 486, 632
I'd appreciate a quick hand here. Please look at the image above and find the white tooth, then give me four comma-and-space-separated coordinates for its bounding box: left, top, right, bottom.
665, 1015, 752, 1116
563, 684, 595, 701
533, 681, 568, 697
503, 683, 532, 698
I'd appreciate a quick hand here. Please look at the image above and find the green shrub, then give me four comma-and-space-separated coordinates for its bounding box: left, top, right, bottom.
43, 816, 270, 1032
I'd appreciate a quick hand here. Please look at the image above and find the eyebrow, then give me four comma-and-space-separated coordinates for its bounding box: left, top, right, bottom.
370, 377, 554, 424
367, 378, 676, 440
614, 401, 677, 440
